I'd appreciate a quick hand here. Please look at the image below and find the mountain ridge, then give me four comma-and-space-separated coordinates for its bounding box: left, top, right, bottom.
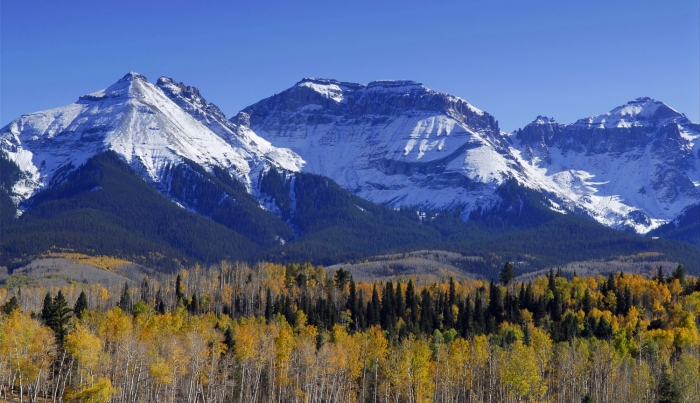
1, 72, 699, 273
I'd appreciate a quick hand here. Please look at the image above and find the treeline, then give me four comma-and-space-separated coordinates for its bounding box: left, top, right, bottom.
1, 262, 700, 402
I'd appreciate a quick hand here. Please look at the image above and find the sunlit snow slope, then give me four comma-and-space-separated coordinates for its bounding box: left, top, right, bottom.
241, 78, 522, 215
514, 98, 700, 233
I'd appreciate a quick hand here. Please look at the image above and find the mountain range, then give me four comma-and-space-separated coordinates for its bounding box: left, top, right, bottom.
1, 72, 698, 273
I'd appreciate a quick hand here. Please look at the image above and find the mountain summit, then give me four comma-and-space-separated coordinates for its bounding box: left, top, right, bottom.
240, 78, 512, 213
0, 72, 304, 207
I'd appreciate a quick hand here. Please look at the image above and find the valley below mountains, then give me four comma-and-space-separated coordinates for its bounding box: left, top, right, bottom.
1, 72, 699, 276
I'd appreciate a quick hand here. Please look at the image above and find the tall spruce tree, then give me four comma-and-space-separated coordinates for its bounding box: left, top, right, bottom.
119, 282, 132, 313
51, 291, 72, 343
500, 262, 516, 287
74, 291, 89, 319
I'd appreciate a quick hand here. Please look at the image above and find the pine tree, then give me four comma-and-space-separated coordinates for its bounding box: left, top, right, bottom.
419, 289, 434, 334
119, 282, 132, 313
380, 281, 395, 331
155, 288, 166, 314
488, 280, 504, 324
523, 324, 532, 346
140, 278, 150, 302
448, 277, 457, 307
395, 282, 405, 323
582, 289, 593, 314
656, 366, 680, 403
51, 291, 72, 343
368, 284, 381, 326
41, 292, 54, 325
671, 264, 687, 288
189, 294, 199, 315
1, 296, 19, 314
74, 291, 89, 319
500, 262, 515, 287
175, 274, 185, 304
655, 266, 666, 284
334, 268, 350, 290
405, 279, 418, 327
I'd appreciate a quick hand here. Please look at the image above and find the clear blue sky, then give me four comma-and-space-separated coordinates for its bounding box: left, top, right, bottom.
2, 0, 698, 132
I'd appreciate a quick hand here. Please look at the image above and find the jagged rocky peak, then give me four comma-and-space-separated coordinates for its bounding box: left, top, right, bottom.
157, 76, 204, 100
516, 116, 564, 146
233, 111, 251, 127
118, 71, 148, 82
156, 76, 229, 124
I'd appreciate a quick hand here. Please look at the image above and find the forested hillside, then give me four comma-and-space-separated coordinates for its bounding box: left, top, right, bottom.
1, 262, 699, 402
3, 151, 699, 276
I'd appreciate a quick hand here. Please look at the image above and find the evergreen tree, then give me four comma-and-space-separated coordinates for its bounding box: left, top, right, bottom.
119, 282, 132, 313
1, 296, 19, 314
671, 264, 687, 288
548, 269, 556, 292
395, 281, 405, 323
656, 366, 680, 403
419, 289, 434, 334
405, 279, 418, 327
474, 290, 485, 333
582, 289, 593, 314
594, 316, 613, 340
655, 266, 666, 284
74, 291, 89, 319
51, 291, 72, 343
140, 278, 150, 302
155, 288, 166, 314
41, 292, 54, 325
367, 284, 381, 326
380, 281, 396, 331
487, 280, 504, 324
500, 261, 516, 287
334, 268, 350, 290
189, 294, 199, 315
550, 290, 563, 322
523, 324, 532, 346
458, 296, 473, 337
448, 277, 457, 307
224, 326, 235, 353
175, 274, 185, 304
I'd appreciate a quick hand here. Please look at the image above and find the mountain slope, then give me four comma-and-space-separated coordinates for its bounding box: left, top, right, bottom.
1, 151, 259, 271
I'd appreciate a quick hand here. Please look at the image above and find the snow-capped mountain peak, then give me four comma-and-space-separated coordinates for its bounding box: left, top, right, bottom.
0, 72, 304, 207
573, 97, 686, 130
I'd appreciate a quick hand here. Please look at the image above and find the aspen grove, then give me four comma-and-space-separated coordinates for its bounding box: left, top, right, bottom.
0, 261, 699, 403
